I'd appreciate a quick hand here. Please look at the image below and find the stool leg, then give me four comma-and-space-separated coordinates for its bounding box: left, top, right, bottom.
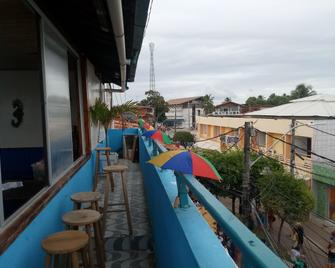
61, 254, 68, 268
85, 225, 94, 268
94, 221, 105, 268
109, 173, 115, 192
106, 150, 111, 166
54, 255, 59, 268
102, 173, 111, 234
45, 253, 51, 268
121, 171, 133, 236
71, 252, 79, 268
94, 151, 100, 191
81, 247, 90, 268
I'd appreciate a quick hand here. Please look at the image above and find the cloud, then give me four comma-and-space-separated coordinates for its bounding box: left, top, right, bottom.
126, 0, 335, 104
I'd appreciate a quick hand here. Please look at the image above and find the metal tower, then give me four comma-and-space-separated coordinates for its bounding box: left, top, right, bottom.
149, 42, 155, 91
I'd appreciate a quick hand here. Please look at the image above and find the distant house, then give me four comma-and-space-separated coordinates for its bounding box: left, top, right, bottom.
166, 96, 204, 129
215, 101, 242, 115
214, 101, 272, 116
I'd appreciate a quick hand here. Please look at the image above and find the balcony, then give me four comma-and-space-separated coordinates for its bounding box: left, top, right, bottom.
0, 128, 287, 268
114, 128, 286, 267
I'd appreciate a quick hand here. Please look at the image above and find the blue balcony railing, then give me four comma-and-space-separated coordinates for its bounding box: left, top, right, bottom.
139, 133, 287, 268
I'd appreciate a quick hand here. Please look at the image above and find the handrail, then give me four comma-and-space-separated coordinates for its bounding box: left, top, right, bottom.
146, 136, 287, 268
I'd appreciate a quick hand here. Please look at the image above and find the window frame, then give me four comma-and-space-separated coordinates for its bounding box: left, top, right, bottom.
0, 1, 91, 254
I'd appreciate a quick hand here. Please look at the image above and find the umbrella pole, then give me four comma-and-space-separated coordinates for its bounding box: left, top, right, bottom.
174, 172, 189, 208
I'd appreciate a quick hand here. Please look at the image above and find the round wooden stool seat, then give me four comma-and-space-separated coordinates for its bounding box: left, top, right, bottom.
62, 209, 101, 226
96, 147, 111, 152
71, 192, 101, 203
42, 230, 88, 255
103, 164, 128, 173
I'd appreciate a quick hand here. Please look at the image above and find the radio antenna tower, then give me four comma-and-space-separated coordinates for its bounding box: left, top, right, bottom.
149, 42, 156, 91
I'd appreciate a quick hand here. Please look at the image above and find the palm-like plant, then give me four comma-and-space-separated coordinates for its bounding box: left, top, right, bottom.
90, 99, 138, 146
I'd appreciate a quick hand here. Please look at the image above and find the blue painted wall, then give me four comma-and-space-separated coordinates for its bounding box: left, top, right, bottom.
139, 137, 236, 268
0, 128, 129, 268
107, 128, 138, 153
0, 157, 94, 268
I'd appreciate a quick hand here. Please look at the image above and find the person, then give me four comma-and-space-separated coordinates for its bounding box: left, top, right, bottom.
291, 223, 304, 251
267, 209, 276, 231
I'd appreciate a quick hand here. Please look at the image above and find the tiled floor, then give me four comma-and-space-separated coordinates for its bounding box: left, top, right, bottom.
97, 159, 155, 267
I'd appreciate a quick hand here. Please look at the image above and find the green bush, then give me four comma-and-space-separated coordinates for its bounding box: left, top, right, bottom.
173, 131, 195, 147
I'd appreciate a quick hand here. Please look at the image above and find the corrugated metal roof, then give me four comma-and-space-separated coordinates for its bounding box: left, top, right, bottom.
246, 94, 335, 119
167, 96, 203, 105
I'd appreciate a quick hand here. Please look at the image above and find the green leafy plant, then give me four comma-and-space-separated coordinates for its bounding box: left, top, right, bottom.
90, 99, 138, 146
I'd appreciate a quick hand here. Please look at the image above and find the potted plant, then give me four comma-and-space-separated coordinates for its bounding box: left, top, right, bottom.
90, 99, 138, 146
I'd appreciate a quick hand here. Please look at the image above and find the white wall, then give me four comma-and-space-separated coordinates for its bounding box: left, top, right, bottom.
312, 120, 335, 163
0, 71, 43, 148
86, 61, 103, 149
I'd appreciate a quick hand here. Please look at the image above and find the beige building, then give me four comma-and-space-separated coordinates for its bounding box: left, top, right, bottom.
196, 116, 313, 182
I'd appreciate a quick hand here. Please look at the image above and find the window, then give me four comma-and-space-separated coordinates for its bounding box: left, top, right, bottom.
68, 52, 83, 160
200, 124, 208, 135
43, 23, 84, 180
0, 2, 85, 226
256, 132, 266, 147
214, 126, 220, 136
0, 0, 48, 223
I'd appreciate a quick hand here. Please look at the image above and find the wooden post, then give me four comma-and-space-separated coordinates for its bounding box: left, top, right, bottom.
241, 122, 251, 226
290, 119, 296, 175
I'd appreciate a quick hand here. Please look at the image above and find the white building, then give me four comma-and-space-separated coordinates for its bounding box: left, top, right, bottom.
166, 96, 204, 129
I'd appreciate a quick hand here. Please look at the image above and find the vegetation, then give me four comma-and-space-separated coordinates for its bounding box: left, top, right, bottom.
90, 99, 137, 145
194, 148, 314, 241
202, 94, 215, 115
245, 84, 316, 106
257, 171, 314, 242
173, 131, 195, 147
139, 90, 169, 123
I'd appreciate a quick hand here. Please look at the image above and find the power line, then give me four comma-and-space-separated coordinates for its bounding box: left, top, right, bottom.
195, 127, 242, 143
296, 120, 335, 138
255, 128, 335, 165
251, 148, 335, 183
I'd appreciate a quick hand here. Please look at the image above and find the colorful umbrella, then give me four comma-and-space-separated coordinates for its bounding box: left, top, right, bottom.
142, 130, 172, 144
148, 150, 222, 181
143, 122, 154, 130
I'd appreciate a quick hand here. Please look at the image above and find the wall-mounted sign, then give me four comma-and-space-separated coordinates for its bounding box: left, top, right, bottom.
11, 99, 24, 128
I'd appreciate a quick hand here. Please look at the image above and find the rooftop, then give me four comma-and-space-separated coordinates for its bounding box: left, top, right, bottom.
167, 96, 203, 105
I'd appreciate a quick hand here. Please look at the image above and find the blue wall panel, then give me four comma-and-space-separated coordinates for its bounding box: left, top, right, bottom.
0, 156, 94, 268
139, 137, 236, 268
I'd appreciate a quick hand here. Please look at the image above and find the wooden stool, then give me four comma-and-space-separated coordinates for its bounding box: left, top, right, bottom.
42, 230, 89, 268
94, 147, 113, 191
71, 192, 101, 210
102, 165, 133, 236
62, 209, 105, 268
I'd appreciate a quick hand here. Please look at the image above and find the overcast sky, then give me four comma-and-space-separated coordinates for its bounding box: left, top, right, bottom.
124, 0, 335, 104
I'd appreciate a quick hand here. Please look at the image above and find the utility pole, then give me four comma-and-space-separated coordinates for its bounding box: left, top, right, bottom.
174, 105, 177, 134
290, 119, 296, 175
241, 121, 252, 226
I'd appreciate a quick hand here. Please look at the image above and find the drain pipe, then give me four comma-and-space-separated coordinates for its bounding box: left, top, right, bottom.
106, 0, 127, 91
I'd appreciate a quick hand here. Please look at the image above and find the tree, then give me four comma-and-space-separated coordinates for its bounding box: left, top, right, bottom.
194, 149, 283, 214
290, 84, 316, 100
202, 94, 215, 115
245, 95, 267, 106
139, 90, 169, 123
267, 93, 290, 106
173, 131, 195, 147
257, 171, 314, 242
